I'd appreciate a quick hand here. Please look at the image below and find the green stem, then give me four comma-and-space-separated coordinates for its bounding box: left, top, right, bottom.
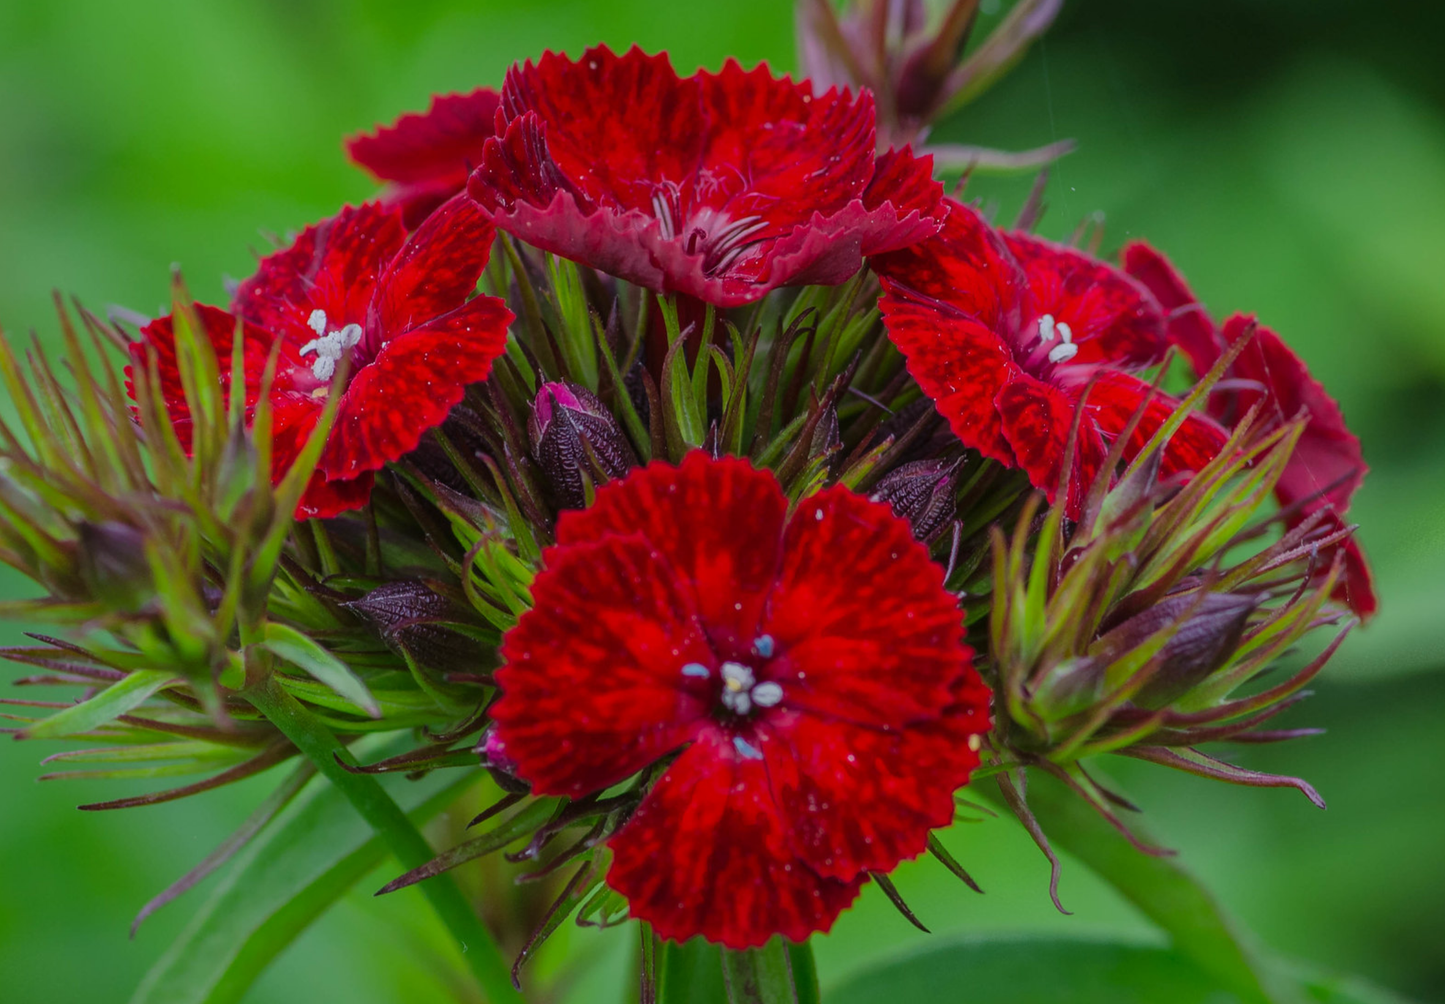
721, 939, 815, 1004
245, 675, 521, 1003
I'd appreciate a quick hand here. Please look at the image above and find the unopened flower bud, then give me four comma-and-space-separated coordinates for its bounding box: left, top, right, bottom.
1095, 591, 1260, 709
76, 521, 154, 612
345, 580, 489, 677
528, 382, 636, 510
870, 458, 962, 543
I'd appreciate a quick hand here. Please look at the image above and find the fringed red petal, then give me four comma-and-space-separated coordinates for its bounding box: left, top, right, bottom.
763, 485, 970, 729
233, 203, 407, 348
606, 730, 865, 949
321, 297, 511, 479
1006, 232, 1167, 369
493, 536, 713, 797
556, 453, 788, 655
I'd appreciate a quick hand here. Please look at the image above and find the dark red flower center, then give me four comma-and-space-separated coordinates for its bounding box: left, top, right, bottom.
681, 633, 785, 745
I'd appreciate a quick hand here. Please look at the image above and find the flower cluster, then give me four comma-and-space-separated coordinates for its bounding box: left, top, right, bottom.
0, 8, 1372, 991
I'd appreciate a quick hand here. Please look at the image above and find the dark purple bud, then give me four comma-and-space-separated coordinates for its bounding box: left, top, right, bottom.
1094, 591, 1261, 709
76, 521, 153, 611
345, 580, 490, 678
528, 382, 636, 511
870, 459, 963, 543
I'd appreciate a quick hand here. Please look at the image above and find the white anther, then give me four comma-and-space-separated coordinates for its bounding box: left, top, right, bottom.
1037, 313, 1056, 342
1056, 321, 1074, 344
720, 661, 754, 691
308, 309, 328, 336
298, 322, 363, 382
1047, 341, 1079, 364
716, 660, 784, 715
751, 682, 784, 708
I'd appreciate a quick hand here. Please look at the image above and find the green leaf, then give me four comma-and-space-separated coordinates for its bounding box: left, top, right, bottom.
828, 935, 1251, 1004
980, 770, 1289, 1004
260, 623, 381, 719
20, 668, 175, 740
826, 936, 1417, 1004
130, 738, 471, 1004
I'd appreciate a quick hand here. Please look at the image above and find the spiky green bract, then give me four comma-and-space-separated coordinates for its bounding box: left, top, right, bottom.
984, 363, 1358, 874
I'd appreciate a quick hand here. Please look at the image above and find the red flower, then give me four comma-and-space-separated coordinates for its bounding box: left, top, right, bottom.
491, 452, 990, 947
872, 200, 1228, 513
1123, 243, 1376, 619
467, 45, 944, 307
131, 195, 511, 518
347, 88, 502, 228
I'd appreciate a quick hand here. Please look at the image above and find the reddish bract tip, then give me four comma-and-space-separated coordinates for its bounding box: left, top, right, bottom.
467, 44, 944, 307
347, 88, 503, 228
491, 451, 989, 947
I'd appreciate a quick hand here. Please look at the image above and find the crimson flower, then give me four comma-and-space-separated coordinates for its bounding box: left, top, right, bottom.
491, 452, 990, 947
1124, 243, 1376, 619
467, 45, 944, 307
348, 88, 502, 228
132, 195, 511, 518
872, 199, 1229, 513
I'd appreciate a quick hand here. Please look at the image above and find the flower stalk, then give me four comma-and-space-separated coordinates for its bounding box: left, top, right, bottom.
242, 673, 521, 1003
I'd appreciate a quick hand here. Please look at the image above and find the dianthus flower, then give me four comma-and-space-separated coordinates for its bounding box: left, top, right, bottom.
468, 45, 944, 307
1123, 242, 1376, 618
872, 199, 1228, 513
131, 195, 511, 518
347, 88, 502, 228
491, 452, 990, 947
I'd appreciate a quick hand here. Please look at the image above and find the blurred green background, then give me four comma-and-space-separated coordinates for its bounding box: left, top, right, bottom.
1, 0, 1443, 1001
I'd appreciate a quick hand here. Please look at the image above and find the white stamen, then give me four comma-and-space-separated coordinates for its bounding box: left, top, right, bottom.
298, 322, 363, 382
968, 734, 982, 752
751, 682, 783, 708
1047, 342, 1079, 364
307, 309, 328, 336
733, 736, 764, 760
1037, 313, 1056, 342
720, 661, 754, 691
1056, 321, 1074, 344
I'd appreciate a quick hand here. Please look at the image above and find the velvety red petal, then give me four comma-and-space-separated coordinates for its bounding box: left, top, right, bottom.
996, 372, 1107, 515
761, 485, 971, 729
473, 45, 936, 307
876, 296, 1017, 466
320, 295, 512, 479
493, 535, 714, 797
296, 470, 375, 520
347, 88, 500, 186
1218, 315, 1366, 515
1335, 534, 1378, 621
469, 112, 667, 292
871, 198, 1025, 332
128, 304, 296, 431
232, 203, 407, 348
1006, 232, 1166, 369
1084, 371, 1229, 480
1121, 241, 1221, 376
555, 453, 787, 657
606, 729, 865, 948
373, 193, 498, 338
762, 687, 988, 880
497, 45, 706, 215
